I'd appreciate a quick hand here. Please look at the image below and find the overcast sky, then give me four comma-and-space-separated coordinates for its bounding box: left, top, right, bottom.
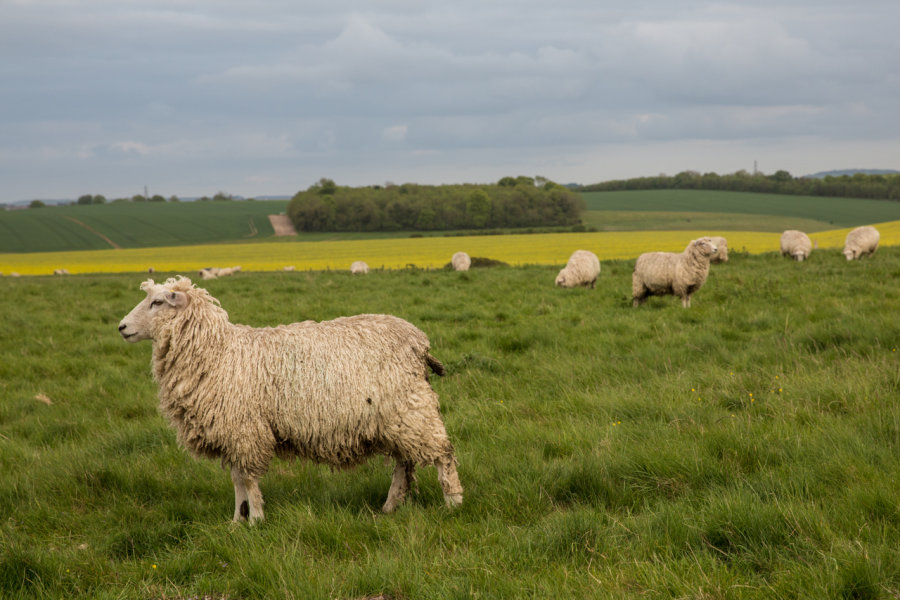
2, 0, 899, 201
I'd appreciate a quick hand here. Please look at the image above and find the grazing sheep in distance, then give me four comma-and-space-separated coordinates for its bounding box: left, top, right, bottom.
117, 276, 462, 523
843, 226, 879, 260
350, 261, 369, 275
708, 236, 728, 263
632, 237, 719, 308
283, 266, 295, 272
53, 268, 70, 275
780, 230, 813, 261
451, 252, 471, 271
555, 250, 601, 288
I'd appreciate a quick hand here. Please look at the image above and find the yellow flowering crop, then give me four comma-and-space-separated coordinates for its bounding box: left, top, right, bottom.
1, 220, 897, 276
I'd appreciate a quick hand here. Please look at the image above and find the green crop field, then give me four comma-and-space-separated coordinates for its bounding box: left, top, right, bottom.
582, 190, 900, 232
0, 201, 289, 253
1, 250, 898, 599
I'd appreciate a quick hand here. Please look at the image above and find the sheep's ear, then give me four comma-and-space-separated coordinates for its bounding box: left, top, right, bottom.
165, 290, 188, 309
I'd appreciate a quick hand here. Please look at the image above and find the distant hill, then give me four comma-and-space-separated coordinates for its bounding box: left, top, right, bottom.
803, 169, 900, 179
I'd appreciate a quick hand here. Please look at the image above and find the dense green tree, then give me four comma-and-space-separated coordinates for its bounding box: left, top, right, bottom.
466, 189, 492, 228
288, 177, 582, 232
77, 194, 93, 205
29, 200, 46, 208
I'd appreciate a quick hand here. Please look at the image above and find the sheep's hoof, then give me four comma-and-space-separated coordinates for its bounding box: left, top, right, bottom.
444, 493, 463, 509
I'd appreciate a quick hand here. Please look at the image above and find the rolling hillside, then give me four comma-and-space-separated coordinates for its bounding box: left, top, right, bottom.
2, 191, 899, 255
0, 201, 289, 253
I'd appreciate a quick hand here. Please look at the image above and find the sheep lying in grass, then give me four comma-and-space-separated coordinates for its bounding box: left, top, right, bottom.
843, 226, 879, 260
555, 250, 600, 288
350, 261, 369, 275
451, 252, 471, 271
780, 230, 813, 261
199, 266, 241, 280
708, 236, 728, 263
632, 238, 718, 308
118, 276, 463, 523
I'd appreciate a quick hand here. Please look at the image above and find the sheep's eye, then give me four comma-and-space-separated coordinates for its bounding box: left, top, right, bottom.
150, 299, 163, 308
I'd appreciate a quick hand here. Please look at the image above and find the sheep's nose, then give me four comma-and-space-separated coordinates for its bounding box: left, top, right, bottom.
118, 323, 127, 332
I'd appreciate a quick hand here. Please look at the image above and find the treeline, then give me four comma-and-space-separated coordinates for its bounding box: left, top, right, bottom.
287, 176, 584, 232
581, 170, 900, 201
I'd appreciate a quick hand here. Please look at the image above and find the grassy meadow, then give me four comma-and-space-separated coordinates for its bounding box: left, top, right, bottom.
1, 247, 898, 599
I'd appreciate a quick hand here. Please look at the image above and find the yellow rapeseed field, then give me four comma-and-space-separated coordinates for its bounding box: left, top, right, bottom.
2, 221, 898, 276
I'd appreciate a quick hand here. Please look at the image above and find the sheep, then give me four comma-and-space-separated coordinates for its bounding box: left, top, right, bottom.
350, 261, 369, 275
555, 250, 601, 288
843, 226, 879, 260
708, 236, 729, 263
780, 230, 813, 261
200, 266, 241, 279
118, 276, 463, 523
283, 266, 296, 272
451, 252, 471, 271
53, 268, 70, 275
632, 237, 719, 308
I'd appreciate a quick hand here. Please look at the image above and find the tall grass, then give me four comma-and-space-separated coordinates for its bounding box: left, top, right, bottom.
0, 249, 898, 598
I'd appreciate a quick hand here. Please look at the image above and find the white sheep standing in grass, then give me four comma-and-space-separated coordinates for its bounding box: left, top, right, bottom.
118, 276, 463, 523
632, 237, 718, 308
451, 252, 471, 271
843, 226, 880, 260
350, 261, 369, 275
780, 230, 813, 261
555, 250, 601, 288
708, 236, 728, 263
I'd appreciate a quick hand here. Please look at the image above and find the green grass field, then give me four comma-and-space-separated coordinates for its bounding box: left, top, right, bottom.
0, 201, 289, 253
1, 249, 898, 599
582, 190, 900, 232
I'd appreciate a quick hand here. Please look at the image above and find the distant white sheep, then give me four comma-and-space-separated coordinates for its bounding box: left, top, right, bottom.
708, 236, 729, 263
843, 226, 879, 260
118, 276, 462, 523
350, 261, 369, 275
555, 250, 601, 288
199, 266, 241, 280
451, 252, 471, 271
780, 230, 813, 261
632, 238, 719, 308
53, 268, 70, 275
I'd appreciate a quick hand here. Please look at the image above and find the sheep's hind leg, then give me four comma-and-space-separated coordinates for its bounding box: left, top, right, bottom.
435, 454, 463, 509
383, 460, 415, 513
231, 466, 265, 524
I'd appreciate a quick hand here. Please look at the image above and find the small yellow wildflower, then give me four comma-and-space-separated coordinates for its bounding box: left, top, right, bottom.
152, 564, 157, 570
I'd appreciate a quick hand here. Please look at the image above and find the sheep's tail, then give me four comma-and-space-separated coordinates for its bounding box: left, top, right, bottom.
426, 352, 446, 377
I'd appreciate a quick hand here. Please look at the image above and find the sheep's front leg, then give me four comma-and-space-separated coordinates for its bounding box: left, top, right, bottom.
435, 454, 463, 509
231, 466, 265, 524
382, 460, 415, 513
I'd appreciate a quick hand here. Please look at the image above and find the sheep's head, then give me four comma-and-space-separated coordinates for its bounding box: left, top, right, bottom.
690, 238, 719, 258
118, 277, 192, 342
843, 248, 856, 261
554, 270, 567, 287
